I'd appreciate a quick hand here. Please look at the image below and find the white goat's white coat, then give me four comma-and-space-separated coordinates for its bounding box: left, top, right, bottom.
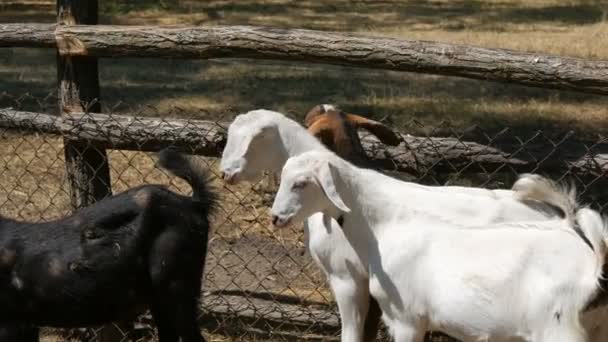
221, 110, 373, 342
220, 109, 608, 342
271, 150, 608, 342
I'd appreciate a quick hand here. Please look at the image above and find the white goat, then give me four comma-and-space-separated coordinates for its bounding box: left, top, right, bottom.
270, 150, 608, 342
219, 109, 608, 341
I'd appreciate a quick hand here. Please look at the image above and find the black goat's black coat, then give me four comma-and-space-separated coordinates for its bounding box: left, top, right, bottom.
0, 148, 216, 342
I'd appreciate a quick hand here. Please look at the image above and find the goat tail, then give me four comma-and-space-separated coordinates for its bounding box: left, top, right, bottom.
513, 174, 608, 276
512, 174, 578, 225
514, 174, 608, 310
157, 147, 218, 215
512, 173, 608, 253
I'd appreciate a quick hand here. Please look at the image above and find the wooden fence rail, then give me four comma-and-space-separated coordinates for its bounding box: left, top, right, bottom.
2, 108, 607, 177
2, 23, 608, 95
0, 23, 54, 47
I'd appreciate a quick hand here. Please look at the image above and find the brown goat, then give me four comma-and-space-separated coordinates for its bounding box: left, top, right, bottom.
304, 104, 401, 166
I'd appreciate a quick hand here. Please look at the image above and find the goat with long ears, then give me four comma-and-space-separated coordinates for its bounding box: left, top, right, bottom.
219, 109, 608, 342
271, 150, 608, 342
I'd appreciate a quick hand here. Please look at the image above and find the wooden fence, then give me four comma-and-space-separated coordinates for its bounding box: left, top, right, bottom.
1, 108, 608, 178
3, 24, 608, 95
1, 1, 608, 341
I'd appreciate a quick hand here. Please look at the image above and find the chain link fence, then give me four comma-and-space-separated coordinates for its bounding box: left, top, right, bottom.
1, 93, 607, 342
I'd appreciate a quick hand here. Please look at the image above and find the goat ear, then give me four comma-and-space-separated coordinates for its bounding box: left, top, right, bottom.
345, 113, 401, 146
315, 161, 351, 213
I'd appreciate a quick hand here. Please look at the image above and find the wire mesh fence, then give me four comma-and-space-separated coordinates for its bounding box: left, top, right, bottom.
1, 93, 607, 342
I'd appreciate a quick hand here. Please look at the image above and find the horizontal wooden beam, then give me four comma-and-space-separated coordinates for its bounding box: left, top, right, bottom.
0, 108, 227, 155
0, 23, 55, 48
368, 133, 608, 179
1, 108, 606, 178
1, 24, 608, 95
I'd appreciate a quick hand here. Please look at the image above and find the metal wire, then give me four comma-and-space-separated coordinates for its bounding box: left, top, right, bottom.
1, 93, 607, 342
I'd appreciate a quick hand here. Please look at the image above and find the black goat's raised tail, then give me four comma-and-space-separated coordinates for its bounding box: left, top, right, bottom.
157, 147, 218, 214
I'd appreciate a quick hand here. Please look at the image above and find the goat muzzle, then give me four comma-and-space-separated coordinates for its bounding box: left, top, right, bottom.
221, 172, 237, 184
271, 215, 291, 228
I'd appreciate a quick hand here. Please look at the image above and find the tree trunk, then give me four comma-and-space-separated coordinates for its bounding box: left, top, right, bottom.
2, 23, 608, 95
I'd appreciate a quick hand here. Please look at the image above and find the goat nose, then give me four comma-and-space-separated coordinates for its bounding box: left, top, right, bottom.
220, 172, 226, 179
271, 215, 279, 226
222, 172, 235, 184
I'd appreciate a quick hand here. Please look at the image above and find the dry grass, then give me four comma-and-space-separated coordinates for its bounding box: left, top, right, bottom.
1, 0, 608, 137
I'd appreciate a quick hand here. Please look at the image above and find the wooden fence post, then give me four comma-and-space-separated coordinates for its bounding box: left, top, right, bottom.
57, 1, 110, 207
56, 1, 127, 341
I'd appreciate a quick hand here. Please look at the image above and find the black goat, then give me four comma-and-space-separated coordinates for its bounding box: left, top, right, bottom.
0, 148, 216, 342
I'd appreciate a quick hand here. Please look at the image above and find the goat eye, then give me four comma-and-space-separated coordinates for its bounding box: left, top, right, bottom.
292, 181, 308, 190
